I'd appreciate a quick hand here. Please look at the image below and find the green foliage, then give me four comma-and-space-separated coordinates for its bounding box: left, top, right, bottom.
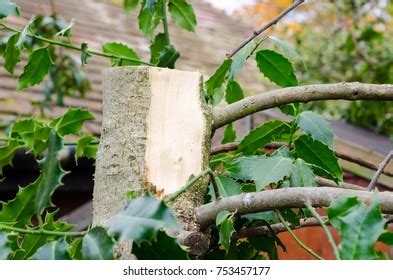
0, 0, 19, 19
168, 0, 196, 32
328, 196, 389, 260
215, 176, 241, 197
216, 211, 235, 253
251, 156, 292, 190
0, 140, 23, 175
226, 80, 244, 104
294, 135, 343, 183
290, 159, 317, 187
132, 230, 188, 260
51, 108, 95, 137
205, 59, 232, 102
221, 123, 236, 144
256, 49, 298, 87
228, 41, 257, 81
150, 33, 166, 64
124, 0, 139, 12
75, 135, 98, 161
156, 44, 179, 69
102, 42, 141, 66
82, 227, 115, 260
18, 48, 53, 90
31, 239, 70, 260
3, 33, 20, 74
108, 194, 179, 242
296, 111, 334, 148
0, 232, 12, 259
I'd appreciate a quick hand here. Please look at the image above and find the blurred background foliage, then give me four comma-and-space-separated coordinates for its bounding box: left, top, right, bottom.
239, 0, 393, 137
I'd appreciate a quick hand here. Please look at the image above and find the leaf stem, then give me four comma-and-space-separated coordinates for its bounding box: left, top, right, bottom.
0, 223, 86, 237
161, 0, 171, 45
0, 23, 154, 66
306, 202, 340, 260
164, 169, 218, 203
275, 210, 324, 260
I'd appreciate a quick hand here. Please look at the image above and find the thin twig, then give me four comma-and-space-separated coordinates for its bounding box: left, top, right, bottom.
306, 202, 340, 260
367, 151, 393, 191
164, 169, 217, 203
227, 0, 305, 58
0, 23, 154, 66
275, 210, 324, 260
0, 223, 86, 237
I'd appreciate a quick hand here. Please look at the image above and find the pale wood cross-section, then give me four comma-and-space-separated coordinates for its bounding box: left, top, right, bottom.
93, 66, 211, 230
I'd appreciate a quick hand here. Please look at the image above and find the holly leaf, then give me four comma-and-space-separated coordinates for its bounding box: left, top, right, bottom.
18, 48, 53, 90
82, 227, 115, 260
221, 123, 236, 144
216, 210, 231, 226
75, 135, 98, 161
157, 44, 180, 69
328, 195, 387, 260
256, 49, 298, 87
0, 0, 19, 19
228, 40, 257, 81
215, 176, 241, 197
30, 239, 70, 260
68, 238, 83, 260
150, 33, 167, 64
102, 42, 141, 66
294, 135, 343, 183
378, 232, 393, 246
108, 194, 179, 242
290, 158, 317, 187
132, 230, 188, 260
238, 120, 288, 154
34, 132, 67, 214
51, 108, 95, 137
2, 32, 20, 74
205, 59, 232, 98
297, 111, 334, 148
168, 0, 196, 32
138, 0, 161, 37
219, 219, 235, 253
0, 177, 40, 227
0, 140, 23, 175
226, 80, 244, 104
227, 156, 267, 181
250, 156, 293, 190
0, 232, 12, 259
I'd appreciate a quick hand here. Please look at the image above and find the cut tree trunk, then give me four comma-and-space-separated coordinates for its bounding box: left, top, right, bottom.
92, 66, 212, 232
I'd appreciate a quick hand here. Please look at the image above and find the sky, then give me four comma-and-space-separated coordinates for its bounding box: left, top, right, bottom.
205, 0, 255, 14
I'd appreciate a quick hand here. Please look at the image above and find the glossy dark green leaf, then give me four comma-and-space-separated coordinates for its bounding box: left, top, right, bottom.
138, 0, 161, 37
256, 49, 298, 87
297, 111, 334, 148
18, 48, 53, 90
132, 230, 188, 260
51, 108, 95, 137
238, 120, 288, 154
157, 44, 180, 69
0, 177, 40, 227
251, 156, 293, 190
228, 40, 257, 81
68, 238, 83, 260
34, 132, 66, 214
75, 135, 98, 161
3, 33, 20, 74
219, 219, 235, 253
150, 33, 167, 64
227, 156, 267, 181
102, 42, 141, 66
249, 235, 279, 260
12, 211, 73, 260
215, 176, 241, 197
280, 208, 300, 227
328, 195, 387, 260
108, 194, 179, 242
30, 239, 70, 260
0, 0, 19, 19
294, 135, 343, 182
216, 210, 231, 226
168, 0, 196, 32
226, 80, 244, 104
290, 158, 317, 187
279, 103, 299, 116
378, 232, 393, 246
124, 0, 139, 11
272, 146, 293, 159
0, 232, 12, 259
205, 59, 232, 98
0, 140, 23, 175
221, 123, 236, 144
82, 227, 115, 260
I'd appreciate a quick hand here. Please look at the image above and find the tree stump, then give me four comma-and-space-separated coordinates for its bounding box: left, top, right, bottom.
92, 67, 211, 232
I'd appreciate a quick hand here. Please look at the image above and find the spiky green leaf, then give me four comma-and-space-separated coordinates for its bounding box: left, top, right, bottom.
205, 59, 232, 98
2, 33, 20, 74
0, 140, 23, 175
157, 44, 180, 69
256, 49, 298, 87
150, 33, 167, 64
51, 108, 95, 137
102, 42, 141, 66
215, 176, 241, 197
30, 239, 70, 260
75, 135, 98, 161
219, 219, 235, 253
226, 80, 244, 104
290, 159, 317, 187
132, 230, 188, 260
228, 40, 257, 81
108, 194, 179, 242
18, 48, 53, 90
168, 0, 196, 32
82, 227, 115, 260
297, 111, 334, 148
221, 123, 236, 144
